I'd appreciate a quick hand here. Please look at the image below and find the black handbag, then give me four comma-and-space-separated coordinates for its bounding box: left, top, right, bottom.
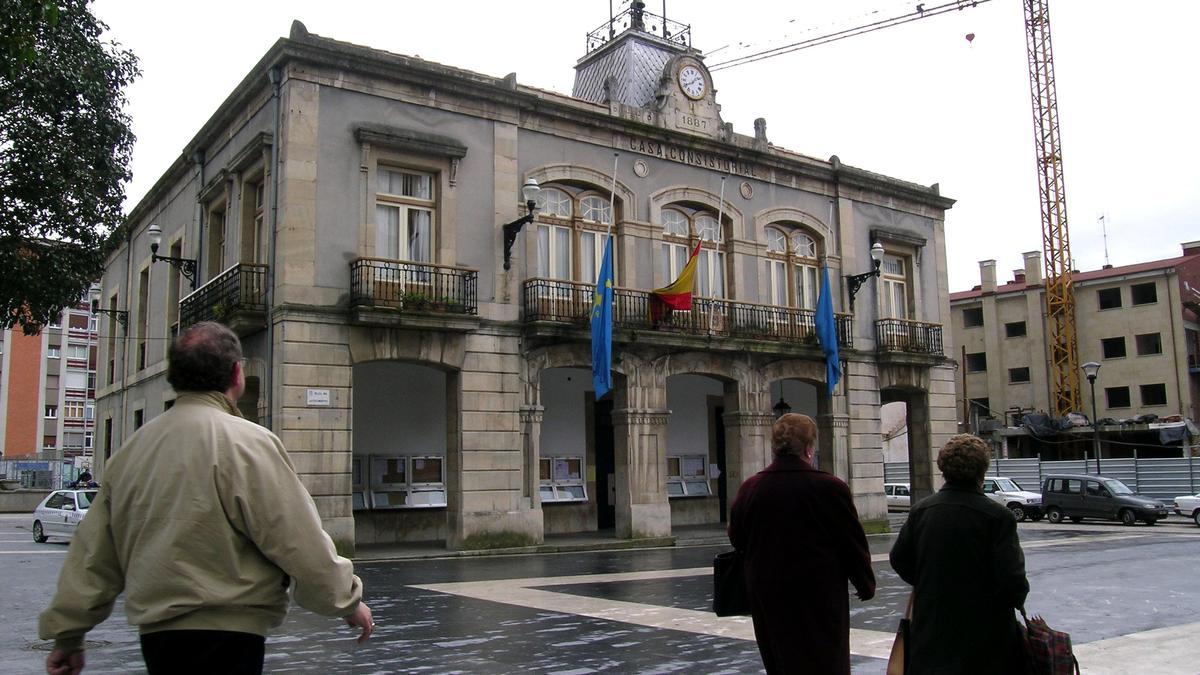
712, 550, 751, 616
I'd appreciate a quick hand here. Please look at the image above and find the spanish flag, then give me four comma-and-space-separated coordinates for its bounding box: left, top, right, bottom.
650, 242, 702, 324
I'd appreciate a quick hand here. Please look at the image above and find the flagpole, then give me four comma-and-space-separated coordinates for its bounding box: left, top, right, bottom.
709, 175, 726, 334
607, 153, 618, 239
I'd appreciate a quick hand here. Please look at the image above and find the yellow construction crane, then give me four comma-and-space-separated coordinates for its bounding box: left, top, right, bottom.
712, 0, 1081, 415
1023, 0, 1079, 416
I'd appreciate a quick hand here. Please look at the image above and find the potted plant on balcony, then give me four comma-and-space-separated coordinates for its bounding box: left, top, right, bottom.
401, 290, 431, 311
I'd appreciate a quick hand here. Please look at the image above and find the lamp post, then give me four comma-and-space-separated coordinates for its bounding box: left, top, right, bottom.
147, 224, 198, 289
501, 178, 542, 270
772, 394, 791, 418
1082, 361, 1102, 474
844, 241, 886, 312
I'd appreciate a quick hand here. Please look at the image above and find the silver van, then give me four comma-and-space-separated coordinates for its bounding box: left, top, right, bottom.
1041, 474, 1168, 526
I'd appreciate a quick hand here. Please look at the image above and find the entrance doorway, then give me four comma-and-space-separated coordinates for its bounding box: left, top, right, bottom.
594, 399, 615, 530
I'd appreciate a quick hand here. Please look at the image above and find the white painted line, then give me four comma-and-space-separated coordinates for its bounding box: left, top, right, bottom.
1073, 622, 1200, 674
0, 550, 68, 554
415, 569, 897, 659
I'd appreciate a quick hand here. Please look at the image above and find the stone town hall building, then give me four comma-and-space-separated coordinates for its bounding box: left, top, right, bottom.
95, 9, 957, 552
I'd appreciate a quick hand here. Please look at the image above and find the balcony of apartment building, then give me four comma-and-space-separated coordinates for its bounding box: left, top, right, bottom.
521, 278, 853, 352
179, 263, 269, 337
875, 317, 945, 365
348, 257, 479, 331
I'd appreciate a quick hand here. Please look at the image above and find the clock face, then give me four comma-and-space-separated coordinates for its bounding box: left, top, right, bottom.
678, 65, 706, 100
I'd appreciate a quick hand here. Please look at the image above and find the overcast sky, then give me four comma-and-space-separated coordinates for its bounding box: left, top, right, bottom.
92, 0, 1198, 292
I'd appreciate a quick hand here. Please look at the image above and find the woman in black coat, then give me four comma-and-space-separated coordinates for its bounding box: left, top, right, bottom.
889, 434, 1030, 674
728, 413, 876, 674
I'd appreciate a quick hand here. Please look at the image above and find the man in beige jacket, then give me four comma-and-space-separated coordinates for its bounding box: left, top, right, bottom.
39, 322, 373, 674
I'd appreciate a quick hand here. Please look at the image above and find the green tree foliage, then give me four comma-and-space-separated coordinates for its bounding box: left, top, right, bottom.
1, 0, 138, 334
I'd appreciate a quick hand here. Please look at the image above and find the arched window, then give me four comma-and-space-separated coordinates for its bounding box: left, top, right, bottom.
659, 204, 726, 298
535, 188, 572, 279
579, 194, 612, 225
539, 187, 572, 219
765, 224, 822, 309
531, 184, 616, 284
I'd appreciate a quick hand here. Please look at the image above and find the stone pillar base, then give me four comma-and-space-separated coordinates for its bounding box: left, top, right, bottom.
618, 502, 673, 539
323, 515, 357, 558
450, 508, 543, 551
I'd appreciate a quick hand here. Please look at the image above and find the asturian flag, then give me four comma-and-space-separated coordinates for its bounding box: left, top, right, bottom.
590, 236, 614, 399
814, 264, 841, 398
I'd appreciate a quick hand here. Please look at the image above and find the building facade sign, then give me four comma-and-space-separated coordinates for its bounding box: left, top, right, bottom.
615, 133, 759, 179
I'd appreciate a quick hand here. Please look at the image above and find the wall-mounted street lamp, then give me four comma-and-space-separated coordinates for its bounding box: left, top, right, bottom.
89, 298, 128, 330
845, 241, 886, 312
772, 395, 792, 418
501, 179, 542, 271
147, 224, 198, 289
1082, 360, 1102, 474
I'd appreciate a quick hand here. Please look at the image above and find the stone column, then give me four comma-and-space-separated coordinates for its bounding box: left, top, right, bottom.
908, 390, 937, 503
519, 404, 546, 516
611, 408, 671, 539
817, 411, 851, 483
721, 410, 774, 520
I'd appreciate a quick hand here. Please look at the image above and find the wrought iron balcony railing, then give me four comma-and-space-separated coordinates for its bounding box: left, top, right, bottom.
523, 278, 852, 347
586, 5, 690, 54
350, 258, 477, 315
179, 263, 268, 330
875, 318, 944, 356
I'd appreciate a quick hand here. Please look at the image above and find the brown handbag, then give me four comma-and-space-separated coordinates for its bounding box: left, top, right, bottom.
886, 592, 914, 675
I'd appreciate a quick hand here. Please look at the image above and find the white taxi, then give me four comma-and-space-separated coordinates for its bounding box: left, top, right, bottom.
32, 489, 99, 543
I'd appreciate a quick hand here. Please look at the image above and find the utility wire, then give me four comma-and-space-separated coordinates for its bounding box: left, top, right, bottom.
709, 0, 993, 72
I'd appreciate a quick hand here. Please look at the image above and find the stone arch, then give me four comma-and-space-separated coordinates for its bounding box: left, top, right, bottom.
648, 186, 745, 240
523, 342, 642, 406
877, 364, 932, 393
347, 327, 466, 371
763, 358, 827, 389
526, 164, 637, 221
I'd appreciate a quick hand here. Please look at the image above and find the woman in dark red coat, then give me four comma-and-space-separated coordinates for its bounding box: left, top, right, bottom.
728, 413, 876, 674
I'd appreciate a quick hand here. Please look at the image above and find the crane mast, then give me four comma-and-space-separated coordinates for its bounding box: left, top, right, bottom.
1024, 0, 1080, 416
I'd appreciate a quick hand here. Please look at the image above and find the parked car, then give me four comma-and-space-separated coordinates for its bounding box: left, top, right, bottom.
1172, 492, 1200, 526
884, 483, 910, 511
1041, 474, 1168, 526
982, 476, 1043, 521
32, 489, 98, 543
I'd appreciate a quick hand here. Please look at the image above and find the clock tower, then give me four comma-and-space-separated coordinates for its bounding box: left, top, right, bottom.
572, 1, 728, 141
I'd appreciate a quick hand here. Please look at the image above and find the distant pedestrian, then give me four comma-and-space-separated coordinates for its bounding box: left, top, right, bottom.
728, 413, 876, 674
67, 471, 97, 488
39, 322, 373, 675
889, 434, 1030, 674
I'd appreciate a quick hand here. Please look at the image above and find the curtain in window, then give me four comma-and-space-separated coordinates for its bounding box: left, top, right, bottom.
376, 205, 399, 257
406, 209, 431, 262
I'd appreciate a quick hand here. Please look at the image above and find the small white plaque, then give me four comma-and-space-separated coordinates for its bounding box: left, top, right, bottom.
306, 389, 330, 406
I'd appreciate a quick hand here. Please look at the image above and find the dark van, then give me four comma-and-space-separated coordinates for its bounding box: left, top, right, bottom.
1041, 474, 1169, 526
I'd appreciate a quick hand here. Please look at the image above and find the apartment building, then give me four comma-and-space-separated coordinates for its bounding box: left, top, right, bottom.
95, 9, 958, 552
950, 242, 1200, 448
0, 300, 100, 462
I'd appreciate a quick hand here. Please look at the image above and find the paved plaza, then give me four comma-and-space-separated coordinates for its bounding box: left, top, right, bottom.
2, 513, 1198, 673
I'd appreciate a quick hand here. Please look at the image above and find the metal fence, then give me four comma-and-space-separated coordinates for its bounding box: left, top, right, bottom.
350, 258, 478, 315
885, 455, 1200, 501
0, 460, 84, 490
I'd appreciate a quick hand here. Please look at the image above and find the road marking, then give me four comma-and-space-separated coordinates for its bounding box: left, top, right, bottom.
416, 530, 1199, 666
414, 569, 897, 660
0, 550, 68, 555
1073, 622, 1200, 674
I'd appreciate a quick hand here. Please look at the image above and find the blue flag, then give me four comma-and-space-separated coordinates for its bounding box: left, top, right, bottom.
815, 264, 840, 398
591, 236, 614, 399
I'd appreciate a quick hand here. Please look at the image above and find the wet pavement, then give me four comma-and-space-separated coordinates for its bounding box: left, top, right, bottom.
3, 513, 1199, 673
